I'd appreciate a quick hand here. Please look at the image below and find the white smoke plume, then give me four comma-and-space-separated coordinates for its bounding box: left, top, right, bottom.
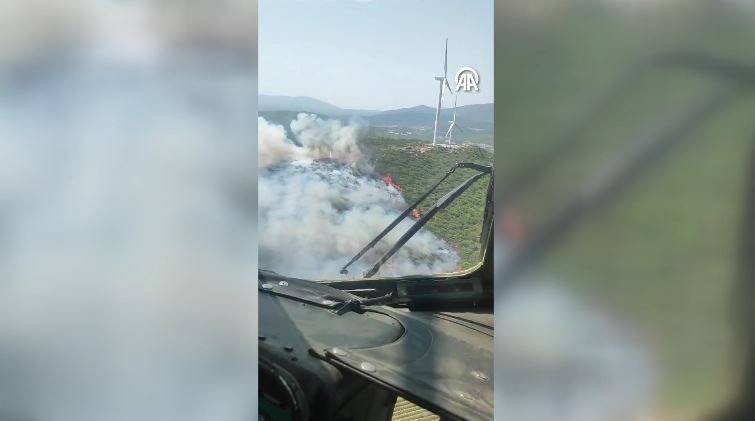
258, 115, 459, 279
259, 114, 362, 169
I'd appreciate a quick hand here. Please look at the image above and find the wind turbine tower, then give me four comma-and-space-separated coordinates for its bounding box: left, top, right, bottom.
432, 38, 453, 146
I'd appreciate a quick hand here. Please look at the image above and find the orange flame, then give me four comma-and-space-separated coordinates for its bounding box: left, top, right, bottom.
382, 173, 420, 220
381, 173, 403, 192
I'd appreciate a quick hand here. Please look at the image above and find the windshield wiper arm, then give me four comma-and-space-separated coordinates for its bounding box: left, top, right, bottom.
340, 162, 484, 275
363, 168, 490, 278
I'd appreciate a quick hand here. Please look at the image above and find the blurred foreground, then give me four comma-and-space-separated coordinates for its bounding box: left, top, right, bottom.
496, 1, 755, 419
0, 1, 257, 420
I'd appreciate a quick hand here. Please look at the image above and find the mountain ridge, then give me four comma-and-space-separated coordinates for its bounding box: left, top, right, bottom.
259, 94, 493, 144
259, 94, 491, 119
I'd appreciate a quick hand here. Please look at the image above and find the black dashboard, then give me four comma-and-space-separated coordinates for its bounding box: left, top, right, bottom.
258, 275, 493, 421
259, 179, 494, 421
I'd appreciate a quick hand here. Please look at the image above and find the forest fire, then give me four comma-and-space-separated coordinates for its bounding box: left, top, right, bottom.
383, 173, 421, 220
259, 116, 459, 278
381, 173, 402, 192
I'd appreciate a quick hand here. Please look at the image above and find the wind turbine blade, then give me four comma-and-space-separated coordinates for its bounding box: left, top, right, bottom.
455, 124, 464, 133
445, 78, 453, 93
444, 38, 448, 78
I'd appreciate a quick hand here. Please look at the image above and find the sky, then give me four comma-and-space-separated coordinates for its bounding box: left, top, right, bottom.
259, 0, 494, 110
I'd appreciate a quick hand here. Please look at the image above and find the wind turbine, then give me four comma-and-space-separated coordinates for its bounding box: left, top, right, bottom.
432, 38, 453, 146
445, 94, 463, 144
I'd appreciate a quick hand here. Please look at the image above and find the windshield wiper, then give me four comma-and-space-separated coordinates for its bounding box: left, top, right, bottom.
340, 163, 462, 275
341, 162, 491, 278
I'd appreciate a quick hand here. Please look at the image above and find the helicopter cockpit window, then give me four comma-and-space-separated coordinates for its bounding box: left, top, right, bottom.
258, 114, 493, 280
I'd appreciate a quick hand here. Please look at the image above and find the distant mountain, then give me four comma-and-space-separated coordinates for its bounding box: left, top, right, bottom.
259, 95, 343, 115
453, 103, 494, 125
258, 95, 379, 116
365, 105, 435, 127
258, 95, 493, 144
365, 103, 492, 128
